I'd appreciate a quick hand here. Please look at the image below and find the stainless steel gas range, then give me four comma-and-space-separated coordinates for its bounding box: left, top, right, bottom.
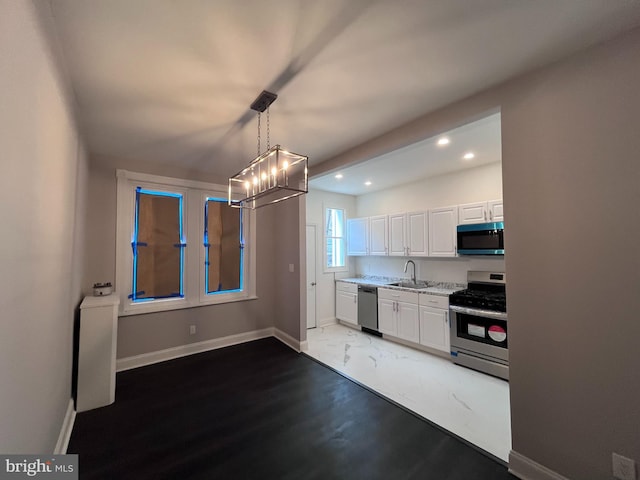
449, 271, 508, 380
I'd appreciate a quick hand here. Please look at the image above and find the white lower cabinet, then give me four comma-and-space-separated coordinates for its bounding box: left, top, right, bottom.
419, 294, 450, 353
378, 288, 419, 343
336, 281, 358, 326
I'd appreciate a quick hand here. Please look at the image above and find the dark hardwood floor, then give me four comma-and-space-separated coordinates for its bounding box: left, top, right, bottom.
69, 337, 516, 479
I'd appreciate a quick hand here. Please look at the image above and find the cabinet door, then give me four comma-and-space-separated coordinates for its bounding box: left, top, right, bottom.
397, 302, 420, 343
378, 298, 397, 336
369, 215, 388, 256
388, 213, 406, 256
419, 306, 450, 353
336, 291, 358, 325
428, 207, 458, 257
458, 202, 487, 224
488, 200, 504, 222
406, 211, 428, 256
347, 217, 369, 256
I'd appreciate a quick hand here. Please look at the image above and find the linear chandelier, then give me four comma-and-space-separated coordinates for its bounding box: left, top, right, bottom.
228, 90, 308, 209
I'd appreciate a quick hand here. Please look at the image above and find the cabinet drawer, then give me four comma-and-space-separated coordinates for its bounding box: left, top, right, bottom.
378, 288, 419, 304
336, 281, 358, 294
419, 294, 449, 309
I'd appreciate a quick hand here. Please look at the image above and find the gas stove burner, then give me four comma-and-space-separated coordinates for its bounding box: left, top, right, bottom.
449, 271, 507, 312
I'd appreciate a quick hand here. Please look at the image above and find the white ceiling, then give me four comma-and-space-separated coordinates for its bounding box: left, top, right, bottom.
309, 112, 501, 195
46, 0, 640, 178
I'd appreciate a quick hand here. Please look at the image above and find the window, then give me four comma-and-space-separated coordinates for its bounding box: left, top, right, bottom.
116, 170, 256, 315
325, 207, 346, 270
131, 188, 184, 302
204, 198, 243, 294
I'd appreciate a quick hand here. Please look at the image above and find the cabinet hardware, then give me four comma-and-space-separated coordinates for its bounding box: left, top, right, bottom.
311, 282, 316, 286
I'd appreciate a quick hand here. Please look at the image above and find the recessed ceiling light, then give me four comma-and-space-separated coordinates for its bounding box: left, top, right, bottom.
364, 181, 372, 186
463, 152, 475, 160
437, 137, 450, 146
335, 173, 343, 179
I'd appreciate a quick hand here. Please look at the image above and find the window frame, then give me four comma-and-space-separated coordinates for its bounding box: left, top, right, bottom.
323, 205, 348, 273
116, 170, 256, 316
198, 192, 247, 305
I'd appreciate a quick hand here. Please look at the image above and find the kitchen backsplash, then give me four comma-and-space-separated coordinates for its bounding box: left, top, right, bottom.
354, 256, 506, 284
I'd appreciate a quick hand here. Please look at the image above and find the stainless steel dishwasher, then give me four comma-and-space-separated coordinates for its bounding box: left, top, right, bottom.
357, 285, 380, 334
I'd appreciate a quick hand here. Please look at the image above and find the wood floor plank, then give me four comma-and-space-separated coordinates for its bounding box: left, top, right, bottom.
68, 337, 516, 479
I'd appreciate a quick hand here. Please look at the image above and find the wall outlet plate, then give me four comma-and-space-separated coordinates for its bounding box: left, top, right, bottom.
613, 453, 637, 480
189, 325, 196, 335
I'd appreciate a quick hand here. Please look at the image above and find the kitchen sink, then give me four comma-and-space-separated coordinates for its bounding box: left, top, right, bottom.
387, 281, 428, 289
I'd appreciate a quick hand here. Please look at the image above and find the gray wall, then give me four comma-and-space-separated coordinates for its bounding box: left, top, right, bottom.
84, 155, 300, 358
269, 196, 304, 341
314, 26, 640, 480
0, 0, 89, 453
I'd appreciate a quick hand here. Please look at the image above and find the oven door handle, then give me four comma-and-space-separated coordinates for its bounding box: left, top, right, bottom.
450, 305, 508, 321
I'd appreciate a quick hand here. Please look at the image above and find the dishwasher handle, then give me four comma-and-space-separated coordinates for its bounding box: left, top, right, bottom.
358, 285, 377, 294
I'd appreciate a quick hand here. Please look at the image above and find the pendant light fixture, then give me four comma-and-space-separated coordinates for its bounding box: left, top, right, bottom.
228, 90, 308, 209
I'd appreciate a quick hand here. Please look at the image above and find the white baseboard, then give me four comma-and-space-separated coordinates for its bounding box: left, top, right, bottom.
273, 328, 303, 352
318, 317, 338, 327
509, 450, 570, 480
300, 340, 309, 352
116, 328, 274, 372
54, 399, 75, 454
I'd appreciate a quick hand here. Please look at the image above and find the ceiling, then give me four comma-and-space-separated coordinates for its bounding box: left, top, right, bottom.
46, 1, 640, 179
309, 112, 501, 195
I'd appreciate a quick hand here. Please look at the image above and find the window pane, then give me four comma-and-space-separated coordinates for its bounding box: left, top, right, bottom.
325, 208, 346, 268
205, 199, 242, 294
133, 190, 184, 301
326, 238, 345, 268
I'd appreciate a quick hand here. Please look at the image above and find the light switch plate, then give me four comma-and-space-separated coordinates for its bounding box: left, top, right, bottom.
613, 453, 637, 480
289, 264, 294, 273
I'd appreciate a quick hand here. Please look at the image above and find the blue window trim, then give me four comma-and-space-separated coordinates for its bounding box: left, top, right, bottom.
204, 197, 244, 295
131, 187, 185, 302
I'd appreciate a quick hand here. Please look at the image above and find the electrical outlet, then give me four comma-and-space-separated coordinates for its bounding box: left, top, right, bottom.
613, 453, 637, 480
289, 263, 294, 273
189, 325, 196, 335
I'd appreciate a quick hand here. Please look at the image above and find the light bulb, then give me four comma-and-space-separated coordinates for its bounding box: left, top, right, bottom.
253, 176, 258, 185
244, 181, 250, 190
282, 160, 289, 170
261, 172, 267, 180
271, 167, 277, 175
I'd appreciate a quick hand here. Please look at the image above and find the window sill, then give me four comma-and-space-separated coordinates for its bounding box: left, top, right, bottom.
119, 295, 259, 317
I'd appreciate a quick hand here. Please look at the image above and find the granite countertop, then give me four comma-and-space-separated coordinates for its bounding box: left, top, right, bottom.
336, 276, 465, 297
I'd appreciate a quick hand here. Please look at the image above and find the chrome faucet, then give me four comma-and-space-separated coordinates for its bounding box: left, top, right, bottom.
403, 260, 416, 284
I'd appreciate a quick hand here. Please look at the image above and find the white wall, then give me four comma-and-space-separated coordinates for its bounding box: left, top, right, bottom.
305, 189, 357, 325
356, 162, 503, 216
0, 0, 88, 453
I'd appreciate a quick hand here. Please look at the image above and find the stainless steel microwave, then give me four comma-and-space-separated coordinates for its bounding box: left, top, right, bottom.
457, 222, 504, 255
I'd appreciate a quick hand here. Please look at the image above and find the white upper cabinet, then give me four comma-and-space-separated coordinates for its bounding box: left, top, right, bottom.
388, 213, 406, 256
369, 215, 388, 256
406, 211, 428, 256
458, 200, 504, 224
487, 199, 504, 222
347, 217, 369, 256
428, 206, 458, 257
388, 211, 428, 256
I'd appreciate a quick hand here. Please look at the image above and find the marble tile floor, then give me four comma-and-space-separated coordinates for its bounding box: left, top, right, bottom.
305, 323, 512, 462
